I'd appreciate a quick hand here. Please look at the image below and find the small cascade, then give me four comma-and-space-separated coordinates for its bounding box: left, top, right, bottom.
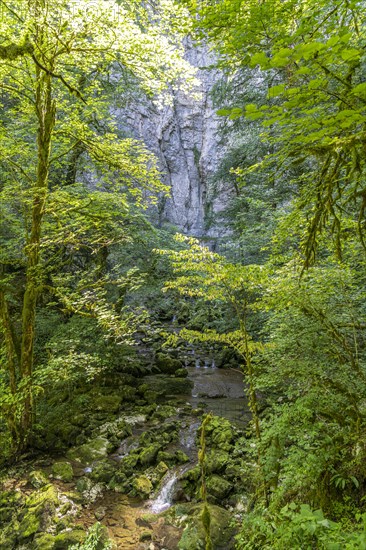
180, 421, 200, 453
195, 358, 200, 368
149, 465, 189, 513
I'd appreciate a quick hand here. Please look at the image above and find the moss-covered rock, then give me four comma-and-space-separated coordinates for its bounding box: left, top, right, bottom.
53, 528, 86, 549
143, 374, 193, 396
175, 450, 190, 464
139, 444, 161, 466
33, 533, 56, 549
204, 416, 234, 451
133, 475, 153, 497
0, 489, 23, 522
89, 459, 117, 483
174, 368, 188, 378
178, 504, 235, 550
206, 475, 233, 501
206, 450, 231, 474
67, 437, 112, 464
52, 461, 73, 482
93, 393, 122, 413
18, 484, 61, 540
155, 353, 183, 375
29, 470, 49, 489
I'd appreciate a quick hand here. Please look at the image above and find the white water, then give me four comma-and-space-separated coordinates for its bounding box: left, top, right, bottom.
149, 470, 179, 513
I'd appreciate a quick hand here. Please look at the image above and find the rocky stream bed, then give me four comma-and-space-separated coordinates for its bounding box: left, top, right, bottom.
0, 353, 253, 549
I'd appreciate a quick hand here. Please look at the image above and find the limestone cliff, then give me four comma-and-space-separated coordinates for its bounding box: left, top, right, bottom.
118, 42, 225, 236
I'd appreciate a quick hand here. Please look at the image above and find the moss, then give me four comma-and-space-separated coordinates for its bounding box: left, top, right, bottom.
133, 475, 153, 497
67, 437, 112, 464
33, 533, 56, 549
53, 528, 86, 549
206, 475, 233, 501
139, 444, 160, 466
205, 450, 231, 474
18, 508, 40, 538
29, 470, 49, 489
93, 393, 122, 413
26, 484, 59, 508
204, 416, 234, 451
175, 450, 190, 464
89, 459, 117, 483
178, 504, 235, 550
155, 353, 183, 374
52, 462, 73, 482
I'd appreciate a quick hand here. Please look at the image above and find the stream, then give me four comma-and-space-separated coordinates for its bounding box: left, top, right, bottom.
82, 358, 250, 548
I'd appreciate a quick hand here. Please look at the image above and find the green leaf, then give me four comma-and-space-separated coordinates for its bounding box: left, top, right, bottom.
267, 84, 285, 98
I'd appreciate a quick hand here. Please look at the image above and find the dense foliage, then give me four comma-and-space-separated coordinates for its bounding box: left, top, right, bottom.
1, 0, 366, 548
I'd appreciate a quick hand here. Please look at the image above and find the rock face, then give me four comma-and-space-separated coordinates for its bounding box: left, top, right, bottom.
119, 41, 225, 236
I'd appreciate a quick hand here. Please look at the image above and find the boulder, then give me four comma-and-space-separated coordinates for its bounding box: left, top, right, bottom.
67, 437, 112, 464
133, 475, 153, 497
155, 353, 183, 375
52, 462, 73, 483
29, 470, 49, 489
178, 504, 235, 550
206, 475, 233, 501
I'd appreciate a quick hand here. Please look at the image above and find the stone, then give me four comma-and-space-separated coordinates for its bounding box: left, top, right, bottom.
67, 437, 112, 464
89, 459, 117, 483
29, 470, 49, 489
133, 475, 153, 497
143, 375, 193, 397
53, 528, 86, 549
178, 504, 235, 550
52, 461, 74, 482
205, 450, 231, 474
155, 353, 183, 375
95, 506, 106, 520
174, 368, 188, 378
140, 444, 160, 466
140, 531, 152, 541
175, 451, 190, 464
93, 393, 122, 413
206, 475, 233, 501
33, 533, 56, 549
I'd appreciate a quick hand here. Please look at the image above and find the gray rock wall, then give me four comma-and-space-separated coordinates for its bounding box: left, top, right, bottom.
118, 42, 225, 236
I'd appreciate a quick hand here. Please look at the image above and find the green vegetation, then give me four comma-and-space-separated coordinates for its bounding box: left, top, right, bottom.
1, 0, 366, 548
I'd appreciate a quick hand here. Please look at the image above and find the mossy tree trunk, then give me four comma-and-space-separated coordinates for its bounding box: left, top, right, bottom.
18, 55, 56, 450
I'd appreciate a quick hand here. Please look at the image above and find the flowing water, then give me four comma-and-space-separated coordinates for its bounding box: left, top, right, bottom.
148, 466, 189, 513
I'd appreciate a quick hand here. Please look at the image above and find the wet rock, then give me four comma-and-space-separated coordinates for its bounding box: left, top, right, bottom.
52, 461, 73, 482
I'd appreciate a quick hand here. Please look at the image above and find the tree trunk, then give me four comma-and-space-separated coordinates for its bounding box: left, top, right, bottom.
18, 64, 55, 450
